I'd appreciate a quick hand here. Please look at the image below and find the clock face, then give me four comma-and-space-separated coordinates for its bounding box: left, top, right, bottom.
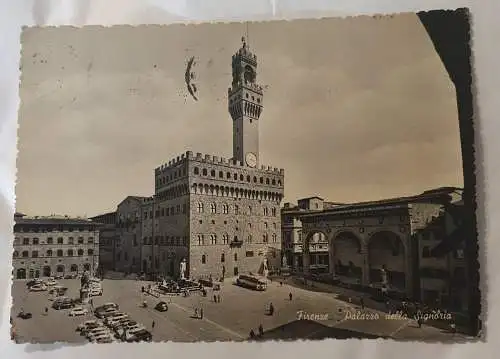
245, 152, 257, 168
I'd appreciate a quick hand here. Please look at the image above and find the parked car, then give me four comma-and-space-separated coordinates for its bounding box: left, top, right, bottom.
52, 298, 74, 310
26, 279, 43, 288
17, 311, 32, 319
90, 287, 103, 296
79, 322, 103, 336
69, 306, 89, 317
125, 329, 152, 342
95, 307, 118, 319
154, 301, 168, 312
77, 320, 101, 332
30, 284, 48, 292
54, 274, 64, 280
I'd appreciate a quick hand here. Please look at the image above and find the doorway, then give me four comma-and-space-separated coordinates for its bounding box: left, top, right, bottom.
233, 267, 239, 276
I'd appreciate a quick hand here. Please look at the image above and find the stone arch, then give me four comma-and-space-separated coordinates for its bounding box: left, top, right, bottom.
331, 231, 364, 282
367, 231, 406, 290
43, 265, 51, 277
302, 230, 330, 274
16, 268, 26, 279
70, 264, 78, 272
56, 264, 65, 274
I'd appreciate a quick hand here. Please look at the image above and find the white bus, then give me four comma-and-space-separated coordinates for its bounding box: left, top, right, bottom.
236, 275, 267, 291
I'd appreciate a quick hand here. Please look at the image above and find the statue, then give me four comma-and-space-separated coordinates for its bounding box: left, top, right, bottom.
282, 254, 288, 268
179, 258, 187, 280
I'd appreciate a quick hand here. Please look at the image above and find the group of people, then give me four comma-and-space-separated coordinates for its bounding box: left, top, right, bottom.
249, 324, 265, 339
193, 308, 204, 319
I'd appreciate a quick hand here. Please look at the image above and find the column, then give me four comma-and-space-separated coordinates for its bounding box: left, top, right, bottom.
361, 244, 370, 287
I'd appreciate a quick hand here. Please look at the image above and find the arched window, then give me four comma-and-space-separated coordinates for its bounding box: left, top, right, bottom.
197, 202, 204, 213
210, 203, 217, 214
263, 234, 268, 243
239, 174, 244, 181
272, 234, 277, 243
56, 249, 63, 257
266, 178, 270, 185
227, 172, 231, 179
210, 234, 217, 245
88, 249, 94, 255
248, 206, 252, 215
194, 167, 199, 175
260, 177, 263, 184
83, 263, 90, 271
222, 204, 229, 214
77, 249, 84, 256
246, 175, 251, 182
222, 233, 229, 244
211, 170, 216, 177
247, 235, 252, 243
56, 265, 64, 273
219, 171, 223, 178
253, 176, 257, 183
272, 179, 276, 185
234, 253, 238, 261
263, 207, 268, 216
57, 237, 64, 244
70, 264, 78, 272
198, 235, 204, 246
234, 205, 239, 215
221, 253, 225, 263
201, 255, 206, 264
67, 249, 73, 256
271, 208, 277, 216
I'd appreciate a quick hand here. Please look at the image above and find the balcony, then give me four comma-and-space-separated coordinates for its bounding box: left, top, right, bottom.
229, 240, 243, 248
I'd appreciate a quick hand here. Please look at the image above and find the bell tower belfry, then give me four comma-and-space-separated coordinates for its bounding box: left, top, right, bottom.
228, 37, 263, 169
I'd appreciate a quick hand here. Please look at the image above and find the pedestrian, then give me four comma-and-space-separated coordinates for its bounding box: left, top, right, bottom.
289, 292, 293, 301
214, 294, 217, 303
280, 281, 283, 286
194, 308, 198, 318
258, 324, 264, 336
141, 286, 144, 293
360, 297, 365, 310
200, 308, 204, 319
269, 303, 274, 316
450, 322, 456, 334
417, 318, 422, 328
385, 300, 390, 311
44, 307, 48, 316
217, 294, 221, 303
249, 329, 256, 339
152, 320, 155, 330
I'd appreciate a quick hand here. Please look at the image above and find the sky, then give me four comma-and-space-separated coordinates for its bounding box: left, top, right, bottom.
16, 13, 464, 217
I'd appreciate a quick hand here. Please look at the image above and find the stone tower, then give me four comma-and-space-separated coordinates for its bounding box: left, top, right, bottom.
228, 37, 263, 169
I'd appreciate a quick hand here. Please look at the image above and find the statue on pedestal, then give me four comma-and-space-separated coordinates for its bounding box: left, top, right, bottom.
79, 271, 91, 304
179, 258, 187, 280
282, 253, 288, 268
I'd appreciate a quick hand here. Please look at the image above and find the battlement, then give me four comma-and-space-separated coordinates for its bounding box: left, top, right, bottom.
233, 50, 257, 65
155, 151, 284, 176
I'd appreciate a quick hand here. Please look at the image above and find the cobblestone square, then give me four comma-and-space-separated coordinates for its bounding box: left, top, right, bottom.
11, 278, 466, 343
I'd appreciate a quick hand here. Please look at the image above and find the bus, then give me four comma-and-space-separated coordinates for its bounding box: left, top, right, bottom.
236, 275, 267, 291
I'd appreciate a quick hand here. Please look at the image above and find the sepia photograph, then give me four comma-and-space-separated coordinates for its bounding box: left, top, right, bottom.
11, 8, 480, 343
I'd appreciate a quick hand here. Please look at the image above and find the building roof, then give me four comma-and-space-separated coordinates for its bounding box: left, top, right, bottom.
299, 187, 460, 219
298, 196, 324, 201
89, 211, 116, 220
14, 216, 97, 226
